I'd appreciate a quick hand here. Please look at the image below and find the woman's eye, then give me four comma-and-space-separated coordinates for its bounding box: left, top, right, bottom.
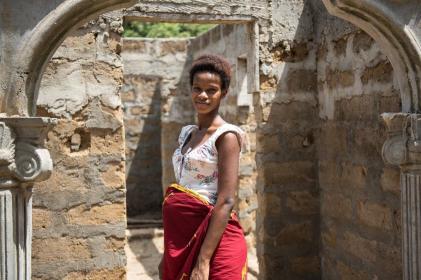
207, 89, 217, 94
192, 87, 201, 93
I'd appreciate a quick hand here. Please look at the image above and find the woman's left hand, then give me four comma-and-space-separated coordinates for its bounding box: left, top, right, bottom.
190, 258, 210, 280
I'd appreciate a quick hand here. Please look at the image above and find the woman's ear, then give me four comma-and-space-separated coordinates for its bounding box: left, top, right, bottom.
221, 90, 228, 98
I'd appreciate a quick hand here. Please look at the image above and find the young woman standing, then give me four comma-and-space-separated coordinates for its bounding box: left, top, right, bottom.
160, 54, 247, 280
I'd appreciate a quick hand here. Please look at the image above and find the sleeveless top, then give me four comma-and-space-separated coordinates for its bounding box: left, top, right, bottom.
172, 123, 246, 205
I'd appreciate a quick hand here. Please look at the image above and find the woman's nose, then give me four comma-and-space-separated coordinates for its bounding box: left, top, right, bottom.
197, 90, 208, 98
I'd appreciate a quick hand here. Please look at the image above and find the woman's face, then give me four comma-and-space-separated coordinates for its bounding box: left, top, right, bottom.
191, 71, 226, 115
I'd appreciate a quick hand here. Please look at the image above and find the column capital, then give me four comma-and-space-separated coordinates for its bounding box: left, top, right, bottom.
0, 117, 56, 187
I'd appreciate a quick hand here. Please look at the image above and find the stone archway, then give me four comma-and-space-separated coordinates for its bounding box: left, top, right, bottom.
322, 1, 421, 279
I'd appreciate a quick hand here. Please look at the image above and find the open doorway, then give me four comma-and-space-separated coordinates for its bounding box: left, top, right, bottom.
122, 20, 259, 279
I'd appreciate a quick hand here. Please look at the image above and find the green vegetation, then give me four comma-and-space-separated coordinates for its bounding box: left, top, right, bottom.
123, 22, 216, 38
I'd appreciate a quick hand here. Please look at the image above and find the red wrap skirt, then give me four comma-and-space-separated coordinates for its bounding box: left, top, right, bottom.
162, 183, 248, 280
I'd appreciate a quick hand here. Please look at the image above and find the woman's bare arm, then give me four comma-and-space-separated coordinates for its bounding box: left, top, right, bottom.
190, 132, 240, 278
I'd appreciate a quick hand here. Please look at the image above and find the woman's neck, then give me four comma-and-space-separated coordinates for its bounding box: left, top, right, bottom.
197, 111, 222, 130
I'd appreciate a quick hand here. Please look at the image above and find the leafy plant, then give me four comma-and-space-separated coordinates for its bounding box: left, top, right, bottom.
123, 22, 216, 38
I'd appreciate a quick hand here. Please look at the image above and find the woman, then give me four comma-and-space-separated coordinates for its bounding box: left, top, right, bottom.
159, 54, 248, 280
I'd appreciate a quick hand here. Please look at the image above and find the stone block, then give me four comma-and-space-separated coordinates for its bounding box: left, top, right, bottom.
159, 40, 187, 56
361, 60, 393, 84
267, 101, 317, 122
263, 161, 316, 186
341, 231, 377, 262
325, 68, 355, 89
100, 163, 125, 189
318, 123, 348, 160
357, 200, 393, 230
290, 255, 320, 276
32, 238, 91, 263
336, 260, 372, 280
276, 221, 314, 245
286, 69, 317, 92
380, 167, 400, 195
63, 267, 126, 280
67, 203, 126, 225
286, 190, 319, 215
321, 192, 353, 220
333, 36, 348, 57
32, 208, 54, 230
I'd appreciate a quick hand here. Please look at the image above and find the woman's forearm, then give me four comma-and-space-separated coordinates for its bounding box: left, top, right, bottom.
197, 199, 234, 262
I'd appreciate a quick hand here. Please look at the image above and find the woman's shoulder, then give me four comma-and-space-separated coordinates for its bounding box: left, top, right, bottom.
212, 123, 247, 152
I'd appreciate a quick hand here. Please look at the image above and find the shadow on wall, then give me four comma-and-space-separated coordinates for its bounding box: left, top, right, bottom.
255, 1, 321, 278
123, 74, 163, 219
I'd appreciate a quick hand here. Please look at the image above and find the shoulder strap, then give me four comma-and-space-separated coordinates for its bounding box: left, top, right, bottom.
210, 124, 247, 152
178, 125, 197, 146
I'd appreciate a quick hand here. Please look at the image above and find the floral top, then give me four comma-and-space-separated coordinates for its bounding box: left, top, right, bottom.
172, 123, 245, 205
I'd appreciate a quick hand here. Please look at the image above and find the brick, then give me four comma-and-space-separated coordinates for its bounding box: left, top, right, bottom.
286, 69, 317, 92
290, 255, 320, 275
361, 60, 393, 84
335, 94, 376, 121
32, 238, 91, 262
267, 101, 317, 122
32, 208, 54, 230
380, 167, 400, 195
336, 260, 372, 280
63, 267, 126, 280
159, 40, 187, 56
276, 221, 314, 245
321, 192, 353, 220
100, 163, 125, 189
333, 36, 348, 57
67, 203, 125, 225
263, 161, 316, 186
286, 190, 319, 215
357, 200, 393, 230
325, 68, 355, 88
318, 124, 348, 160
341, 231, 377, 262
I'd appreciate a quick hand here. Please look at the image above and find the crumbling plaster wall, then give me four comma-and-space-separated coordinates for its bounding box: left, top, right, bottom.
315, 8, 402, 279
34, 16, 127, 279
121, 38, 191, 217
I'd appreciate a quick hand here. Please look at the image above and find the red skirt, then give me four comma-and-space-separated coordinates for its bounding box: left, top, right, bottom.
162, 184, 248, 280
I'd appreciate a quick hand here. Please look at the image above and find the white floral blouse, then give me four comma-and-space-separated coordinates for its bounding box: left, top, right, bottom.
172, 123, 245, 205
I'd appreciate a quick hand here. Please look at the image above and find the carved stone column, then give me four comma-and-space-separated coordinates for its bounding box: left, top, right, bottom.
0, 117, 55, 280
382, 113, 421, 280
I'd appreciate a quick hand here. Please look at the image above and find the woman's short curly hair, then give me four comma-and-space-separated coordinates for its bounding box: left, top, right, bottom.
189, 54, 231, 92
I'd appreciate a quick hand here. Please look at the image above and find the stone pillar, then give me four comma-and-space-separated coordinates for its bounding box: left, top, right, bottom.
382, 113, 421, 280
0, 117, 55, 280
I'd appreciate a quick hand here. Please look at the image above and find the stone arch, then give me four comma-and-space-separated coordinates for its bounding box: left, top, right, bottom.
322, 0, 421, 113
5, 0, 137, 116
4, 0, 260, 117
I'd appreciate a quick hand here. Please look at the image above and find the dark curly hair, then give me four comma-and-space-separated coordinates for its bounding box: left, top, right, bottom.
189, 54, 231, 93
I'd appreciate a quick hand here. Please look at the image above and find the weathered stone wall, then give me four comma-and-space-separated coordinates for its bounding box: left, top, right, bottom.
254, 2, 321, 278
34, 16, 127, 279
189, 23, 258, 254
316, 12, 402, 279
121, 38, 191, 217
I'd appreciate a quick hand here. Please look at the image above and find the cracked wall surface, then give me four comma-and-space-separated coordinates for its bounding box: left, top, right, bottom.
34, 16, 127, 280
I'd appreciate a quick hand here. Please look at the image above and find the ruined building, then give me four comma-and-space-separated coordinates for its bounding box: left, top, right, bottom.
0, 0, 421, 279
